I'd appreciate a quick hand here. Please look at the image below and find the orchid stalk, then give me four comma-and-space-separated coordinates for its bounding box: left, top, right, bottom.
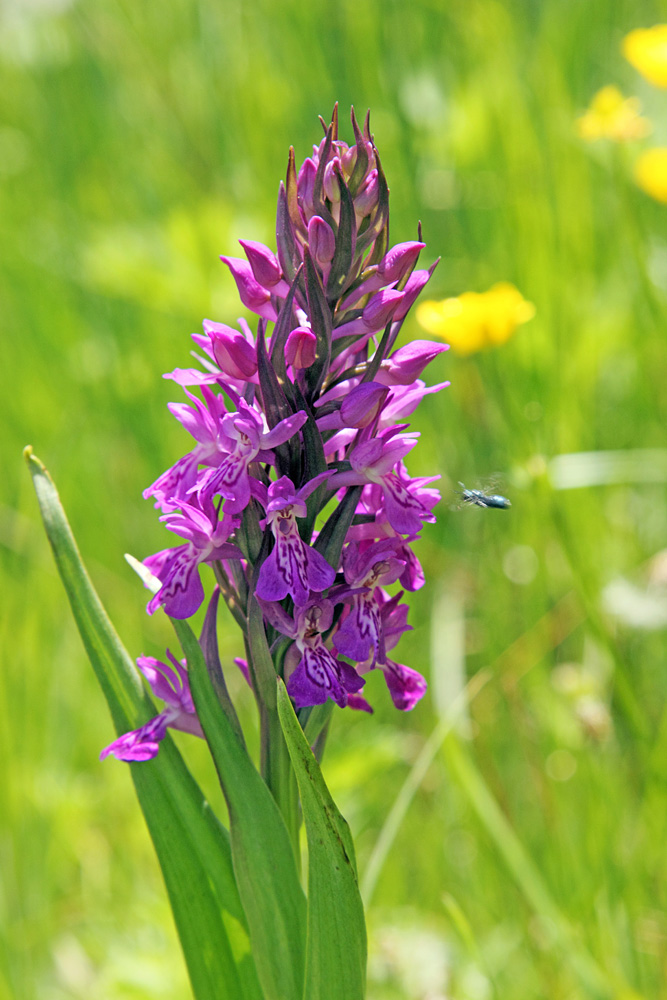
26, 105, 449, 1000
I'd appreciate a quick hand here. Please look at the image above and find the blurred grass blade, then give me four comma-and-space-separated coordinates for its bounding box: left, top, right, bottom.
549, 449, 667, 489
277, 679, 367, 1000
441, 731, 633, 1000
361, 669, 491, 906
172, 618, 307, 1000
25, 448, 261, 1000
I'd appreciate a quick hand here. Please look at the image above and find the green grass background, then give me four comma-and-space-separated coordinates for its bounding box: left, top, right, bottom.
3, 0, 667, 996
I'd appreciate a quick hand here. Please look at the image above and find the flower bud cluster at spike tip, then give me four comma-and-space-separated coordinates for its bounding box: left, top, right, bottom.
112, 107, 450, 762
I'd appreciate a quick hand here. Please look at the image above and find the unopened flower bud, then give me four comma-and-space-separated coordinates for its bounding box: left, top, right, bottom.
239, 240, 282, 288
354, 168, 379, 217
308, 216, 336, 263
285, 326, 317, 369
377, 241, 425, 285
297, 157, 317, 220
323, 159, 342, 202
362, 288, 405, 330
340, 382, 389, 427
204, 320, 258, 380
219, 256, 277, 321
376, 340, 448, 386
340, 143, 357, 177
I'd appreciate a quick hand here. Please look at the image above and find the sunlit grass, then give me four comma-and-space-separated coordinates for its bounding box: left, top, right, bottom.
3, 1, 667, 997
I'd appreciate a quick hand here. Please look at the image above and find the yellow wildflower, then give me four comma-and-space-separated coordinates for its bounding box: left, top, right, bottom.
635, 148, 667, 203
415, 282, 535, 356
576, 86, 651, 142
623, 25, 667, 88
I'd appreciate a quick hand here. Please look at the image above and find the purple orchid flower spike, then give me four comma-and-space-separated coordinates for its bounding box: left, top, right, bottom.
255, 474, 336, 606
145, 501, 242, 619
100, 651, 203, 762
124, 108, 452, 777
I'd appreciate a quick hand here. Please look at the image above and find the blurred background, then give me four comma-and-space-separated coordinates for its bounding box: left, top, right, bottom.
3, 0, 667, 997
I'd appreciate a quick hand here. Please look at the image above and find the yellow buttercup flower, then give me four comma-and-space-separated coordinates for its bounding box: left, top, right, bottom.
576, 86, 651, 142
415, 283, 535, 356
623, 25, 667, 88
635, 148, 667, 203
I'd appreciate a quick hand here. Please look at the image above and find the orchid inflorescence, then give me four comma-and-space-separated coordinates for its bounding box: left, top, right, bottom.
103, 105, 450, 764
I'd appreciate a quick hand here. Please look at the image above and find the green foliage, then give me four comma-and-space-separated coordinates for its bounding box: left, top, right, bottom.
24, 450, 256, 1000
171, 618, 307, 1000
278, 680, 367, 1000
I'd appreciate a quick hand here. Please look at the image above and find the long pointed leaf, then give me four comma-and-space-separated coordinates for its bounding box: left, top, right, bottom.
172, 617, 307, 1000
277, 680, 367, 1000
25, 448, 260, 1000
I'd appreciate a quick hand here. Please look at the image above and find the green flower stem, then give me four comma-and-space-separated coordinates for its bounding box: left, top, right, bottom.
261, 704, 301, 867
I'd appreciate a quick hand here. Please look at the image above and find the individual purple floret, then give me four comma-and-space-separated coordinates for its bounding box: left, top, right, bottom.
255, 475, 335, 606
100, 651, 203, 762
197, 400, 308, 513
261, 597, 365, 708
333, 539, 407, 665
145, 501, 242, 619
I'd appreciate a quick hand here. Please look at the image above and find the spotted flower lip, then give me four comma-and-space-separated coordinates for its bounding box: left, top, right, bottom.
260, 597, 366, 709
255, 475, 336, 606
328, 434, 437, 537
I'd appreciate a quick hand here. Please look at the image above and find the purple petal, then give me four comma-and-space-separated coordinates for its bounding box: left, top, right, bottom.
305, 544, 337, 593
234, 657, 252, 687
256, 530, 310, 605
347, 693, 374, 713
382, 474, 435, 536
100, 714, 169, 762
261, 410, 308, 449
382, 659, 427, 711
220, 256, 278, 321
147, 545, 205, 619
239, 239, 282, 287
287, 645, 355, 709
333, 594, 380, 664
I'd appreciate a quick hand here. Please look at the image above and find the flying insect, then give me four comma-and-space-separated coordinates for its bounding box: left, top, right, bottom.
458, 482, 511, 509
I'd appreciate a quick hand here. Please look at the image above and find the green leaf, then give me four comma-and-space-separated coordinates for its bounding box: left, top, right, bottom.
326, 168, 356, 302
303, 247, 333, 401
276, 181, 303, 286
277, 680, 367, 1000
24, 448, 260, 1000
172, 617, 307, 1000
348, 107, 369, 198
